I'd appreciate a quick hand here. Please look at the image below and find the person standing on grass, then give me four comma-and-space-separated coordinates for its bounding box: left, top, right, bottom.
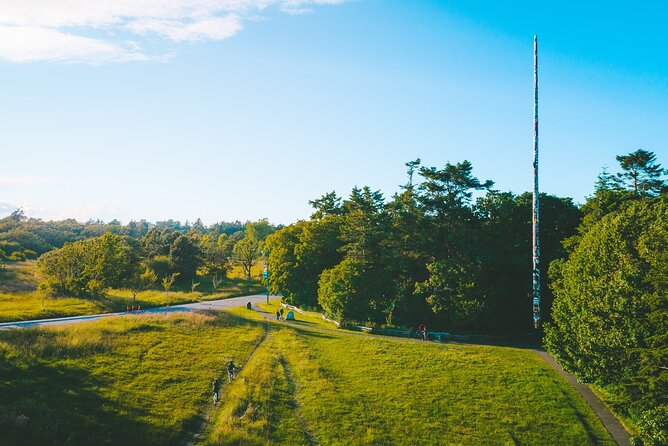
212, 378, 220, 405
276, 309, 281, 320
418, 323, 428, 341
227, 360, 236, 382
279, 308, 284, 320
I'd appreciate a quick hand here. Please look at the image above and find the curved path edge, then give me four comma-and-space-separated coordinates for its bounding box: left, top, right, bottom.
534, 351, 631, 446
0, 294, 273, 330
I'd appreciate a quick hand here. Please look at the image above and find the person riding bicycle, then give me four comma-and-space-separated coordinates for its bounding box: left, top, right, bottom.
227, 360, 236, 382
212, 378, 220, 404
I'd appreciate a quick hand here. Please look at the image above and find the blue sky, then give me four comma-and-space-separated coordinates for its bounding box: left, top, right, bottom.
1, 0, 666, 224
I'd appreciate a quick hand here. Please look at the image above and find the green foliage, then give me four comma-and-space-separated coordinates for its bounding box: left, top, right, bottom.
161, 272, 180, 293
614, 149, 667, 197
265, 159, 580, 333
169, 235, 202, 282
545, 196, 667, 443
266, 217, 342, 309
37, 233, 140, 298
233, 220, 275, 284
144, 255, 173, 279
318, 258, 370, 322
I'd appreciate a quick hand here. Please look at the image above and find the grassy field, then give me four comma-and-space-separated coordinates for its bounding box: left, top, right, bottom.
0, 261, 265, 322
0, 311, 265, 446
207, 319, 614, 445
0, 304, 615, 445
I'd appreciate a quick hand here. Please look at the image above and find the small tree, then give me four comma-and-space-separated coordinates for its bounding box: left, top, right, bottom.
233, 236, 259, 284
191, 278, 200, 293
128, 268, 158, 304
161, 272, 180, 294
212, 273, 223, 290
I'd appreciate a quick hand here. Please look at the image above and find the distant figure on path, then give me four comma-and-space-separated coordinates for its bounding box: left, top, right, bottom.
227, 360, 236, 382
276, 310, 281, 320
279, 308, 284, 320
418, 324, 427, 341
212, 378, 220, 404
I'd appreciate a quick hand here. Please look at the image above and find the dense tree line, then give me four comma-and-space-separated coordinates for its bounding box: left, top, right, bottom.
266, 149, 666, 443
0, 215, 277, 298
266, 159, 580, 334
0, 213, 249, 263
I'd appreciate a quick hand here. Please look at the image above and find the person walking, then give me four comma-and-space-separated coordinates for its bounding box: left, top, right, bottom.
227, 360, 236, 382
212, 378, 220, 405
276, 310, 281, 320
279, 308, 284, 320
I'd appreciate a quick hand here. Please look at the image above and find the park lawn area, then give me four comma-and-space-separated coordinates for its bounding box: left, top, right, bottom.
0, 281, 264, 323
257, 299, 339, 330
208, 321, 615, 446
0, 311, 266, 446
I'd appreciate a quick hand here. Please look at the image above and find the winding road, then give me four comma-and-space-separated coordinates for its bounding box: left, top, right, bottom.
0, 293, 273, 330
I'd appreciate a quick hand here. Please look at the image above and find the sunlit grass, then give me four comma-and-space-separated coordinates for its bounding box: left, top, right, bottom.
0, 304, 616, 446
0, 260, 39, 293
207, 320, 615, 446
0, 311, 265, 446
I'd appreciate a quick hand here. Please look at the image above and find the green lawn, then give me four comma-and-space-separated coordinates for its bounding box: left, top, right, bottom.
0, 305, 616, 446
0, 311, 265, 446
207, 321, 615, 446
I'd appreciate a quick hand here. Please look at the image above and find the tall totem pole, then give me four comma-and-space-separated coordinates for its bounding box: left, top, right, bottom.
532, 35, 541, 329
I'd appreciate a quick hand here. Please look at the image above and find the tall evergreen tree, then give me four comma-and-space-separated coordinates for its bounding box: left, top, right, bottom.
615, 149, 666, 196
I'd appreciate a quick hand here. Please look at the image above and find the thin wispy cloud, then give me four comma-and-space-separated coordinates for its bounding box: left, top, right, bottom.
0, 0, 348, 64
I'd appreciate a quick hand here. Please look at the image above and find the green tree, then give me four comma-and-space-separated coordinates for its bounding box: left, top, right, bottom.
199, 234, 231, 277
161, 272, 180, 293
169, 235, 202, 282
545, 197, 667, 444
318, 258, 370, 322
265, 216, 342, 309
126, 267, 158, 304
233, 221, 275, 283
38, 233, 140, 297
317, 187, 393, 323
309, 191, 342, 220
615, 149, 666, 196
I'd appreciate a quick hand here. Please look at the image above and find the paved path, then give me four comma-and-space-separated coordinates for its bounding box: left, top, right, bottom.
0, 294, 271, 330
535, 351, 631, 446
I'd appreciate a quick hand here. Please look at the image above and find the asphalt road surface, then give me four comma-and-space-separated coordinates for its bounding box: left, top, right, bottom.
0, 294, 274, 330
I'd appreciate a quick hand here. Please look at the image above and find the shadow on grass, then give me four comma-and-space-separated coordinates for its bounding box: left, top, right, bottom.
0, 352, 168, 446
